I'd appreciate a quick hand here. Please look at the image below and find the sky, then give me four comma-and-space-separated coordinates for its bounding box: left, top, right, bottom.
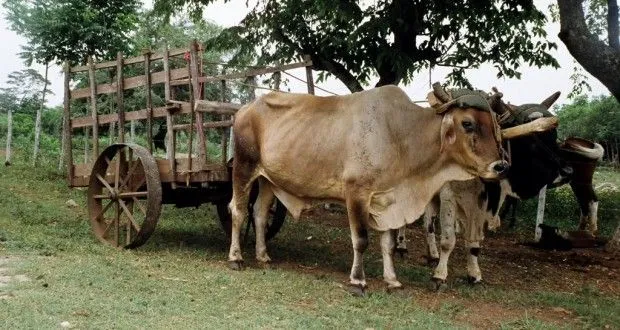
0, 0, 611, 108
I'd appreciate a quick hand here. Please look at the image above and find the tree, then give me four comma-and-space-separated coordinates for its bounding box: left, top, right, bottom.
153, 0, 559, 92
556, 0, 620, 102
3, 0, 141, 165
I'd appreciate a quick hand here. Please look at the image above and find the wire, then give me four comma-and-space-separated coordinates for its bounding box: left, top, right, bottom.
280, 71, 339, 95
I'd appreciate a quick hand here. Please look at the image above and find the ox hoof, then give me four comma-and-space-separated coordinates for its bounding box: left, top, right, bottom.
346, 283, 367, 297
395, 247, 408, 259
228, 260, 244, 271
258, 261, 273, 270
466, 276, 483, 285
430, 278, 448, 292
425, 256, 440, 268
386, 283, 404, 294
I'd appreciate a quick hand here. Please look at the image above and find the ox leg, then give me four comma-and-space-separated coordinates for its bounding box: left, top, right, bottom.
424, 202, 440, 266
572, 183, 599, 234
227, 164, 254, 270
254, 178, 275, 264
465, 241, 482, 284
395, 227, 408, 258
381, 229, 402, 290
432, 191, 456, 290
345, 191, 371, 295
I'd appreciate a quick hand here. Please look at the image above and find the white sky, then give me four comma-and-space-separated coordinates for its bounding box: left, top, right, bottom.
0, 0, 610, 108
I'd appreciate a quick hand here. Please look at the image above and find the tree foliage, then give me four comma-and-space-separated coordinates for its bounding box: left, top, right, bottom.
153, 0, 559, 92
555, 94, 620, 162
3, 0, 141, 65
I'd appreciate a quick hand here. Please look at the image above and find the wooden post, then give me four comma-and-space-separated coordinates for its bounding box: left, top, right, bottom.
130, 121, 135, 143
186, 47, 195, 183
304, 55, 315, 95
163, 46, 176, 187
63, 62, 74, 185
88, 56, 99, 160
189, 40, 206, 166
84, 127, 90, 163
220, 75, 228, 165
535, 185, 547, 242
5, 108, 12, 166
116, 52, 125, 143
144, 49, 153, 153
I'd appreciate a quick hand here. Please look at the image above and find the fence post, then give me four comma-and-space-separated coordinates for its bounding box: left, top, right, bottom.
5, 108, 12, 166
535, 186, 547, 242
63, 62, 73, 186
143, 49, 153, 153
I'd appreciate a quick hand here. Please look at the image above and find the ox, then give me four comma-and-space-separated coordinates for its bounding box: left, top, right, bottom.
396, 86, 602, 289
227, 85, 548, 294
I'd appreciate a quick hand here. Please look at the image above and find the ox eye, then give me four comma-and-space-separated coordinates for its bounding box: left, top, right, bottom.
461, 120, 475, 133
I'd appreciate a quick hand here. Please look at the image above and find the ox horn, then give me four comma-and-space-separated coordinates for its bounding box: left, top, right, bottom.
432, 82, 451, 103
501, 117, 558, 139
541, 91, 561, 109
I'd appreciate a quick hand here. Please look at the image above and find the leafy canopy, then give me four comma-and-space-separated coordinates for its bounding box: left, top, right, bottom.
154, 0, 559, 92
3, 0, 141, 65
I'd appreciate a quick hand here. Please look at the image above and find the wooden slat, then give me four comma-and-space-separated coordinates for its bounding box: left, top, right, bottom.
145, 51, 153, 153
70, 47, 192, 72
71, 104, 192, 129
163, 47, 176, 186
197, 60, 312, 83
88, 57, 99, 158
117, 52, 125, 143
190, 40, 206, 167
71, 159, 228, 187
71, 68, 189, 99
195, 100, 243, 112
173, 120, 233, 131
220, 76, 227, 165
63, 62, 74, 186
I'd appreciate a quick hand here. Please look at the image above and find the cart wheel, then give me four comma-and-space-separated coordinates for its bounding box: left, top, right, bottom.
88, 143, 162, 249
217, 182, 287, 242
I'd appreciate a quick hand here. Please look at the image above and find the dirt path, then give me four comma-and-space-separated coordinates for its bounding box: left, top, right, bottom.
0, 256, 29, 299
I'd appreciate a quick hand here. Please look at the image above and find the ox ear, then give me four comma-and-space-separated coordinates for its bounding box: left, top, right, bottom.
440, 113, 456, 153
541, 91, 561, 109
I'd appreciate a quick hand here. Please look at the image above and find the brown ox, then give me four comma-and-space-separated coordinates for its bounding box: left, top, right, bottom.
227, 85, 534, 294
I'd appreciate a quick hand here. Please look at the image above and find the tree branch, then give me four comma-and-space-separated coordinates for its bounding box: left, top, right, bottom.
609, 0, 619, 49
558, 0, 620, 101
272, 26, 364, 92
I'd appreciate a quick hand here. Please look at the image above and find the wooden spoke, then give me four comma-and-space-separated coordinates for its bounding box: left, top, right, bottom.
132, 197, 147, 217
119, 199, 141, 232
119, 160, 140, 191
104, 156, 111, 166
114, 149, 122, 190
93, 194, 112, 200
114, 202, 120, 246
118, 191, 148, 198
94, 200, 114, 222
96, 174, 116, 195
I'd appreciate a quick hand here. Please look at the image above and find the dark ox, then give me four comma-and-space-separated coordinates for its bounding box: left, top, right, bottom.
396, 88, 602, 288
225, 85, 554, 294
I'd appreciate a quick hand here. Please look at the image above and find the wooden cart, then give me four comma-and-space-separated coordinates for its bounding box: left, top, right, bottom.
63, 41, 315, 248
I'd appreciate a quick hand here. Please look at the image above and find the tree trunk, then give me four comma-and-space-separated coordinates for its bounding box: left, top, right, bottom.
5, 108, 12, 166
32, 62, 49, 166
557, 0, 620, 102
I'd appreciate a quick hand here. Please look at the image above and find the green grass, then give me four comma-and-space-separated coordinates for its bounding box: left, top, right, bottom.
0, 157, 618, 329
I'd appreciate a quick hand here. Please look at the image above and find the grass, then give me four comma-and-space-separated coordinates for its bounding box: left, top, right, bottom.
0, 153, 619, 329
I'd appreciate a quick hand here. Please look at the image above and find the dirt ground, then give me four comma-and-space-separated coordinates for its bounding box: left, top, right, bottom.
288, 206, 620, 328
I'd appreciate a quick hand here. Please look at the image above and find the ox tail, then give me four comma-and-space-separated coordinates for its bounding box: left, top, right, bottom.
560, 138, 604, 160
